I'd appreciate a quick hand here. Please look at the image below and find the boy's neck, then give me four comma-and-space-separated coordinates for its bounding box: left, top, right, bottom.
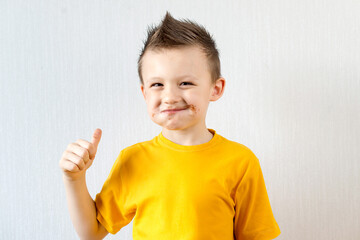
161, 125, 214, 146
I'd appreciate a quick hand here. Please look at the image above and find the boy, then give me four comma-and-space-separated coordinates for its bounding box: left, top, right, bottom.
59, 12, 281, 240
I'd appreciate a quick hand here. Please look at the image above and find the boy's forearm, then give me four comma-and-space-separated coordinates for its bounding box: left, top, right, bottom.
62, 174, 101, 240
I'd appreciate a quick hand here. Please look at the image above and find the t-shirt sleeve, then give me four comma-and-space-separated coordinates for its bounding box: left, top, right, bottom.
94, 150, 135, 234
233, 153, 281, 240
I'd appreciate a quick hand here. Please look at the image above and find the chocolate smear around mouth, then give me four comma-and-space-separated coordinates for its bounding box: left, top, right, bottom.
188, 104, 199, 114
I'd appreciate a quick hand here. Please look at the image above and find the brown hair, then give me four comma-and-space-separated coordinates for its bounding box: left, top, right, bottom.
137, 11, 221, 85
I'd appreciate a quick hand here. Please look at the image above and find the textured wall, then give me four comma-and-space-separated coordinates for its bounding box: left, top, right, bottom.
0, 0, 359, 239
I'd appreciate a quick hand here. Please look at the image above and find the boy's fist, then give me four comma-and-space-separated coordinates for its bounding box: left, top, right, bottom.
59, 128, 102, 181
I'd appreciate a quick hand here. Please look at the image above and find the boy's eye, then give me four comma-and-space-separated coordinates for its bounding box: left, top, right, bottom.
150, 83, 163, 87
180, 82, 193, 86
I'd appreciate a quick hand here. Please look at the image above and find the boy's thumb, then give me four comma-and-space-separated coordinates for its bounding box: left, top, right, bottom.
91, 128, 102, 149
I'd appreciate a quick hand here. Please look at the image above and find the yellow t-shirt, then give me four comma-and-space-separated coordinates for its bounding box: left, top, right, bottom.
95, 128, 281, 239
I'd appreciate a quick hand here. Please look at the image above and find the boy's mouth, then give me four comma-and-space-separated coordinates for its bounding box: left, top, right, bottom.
161, 107, 187, 113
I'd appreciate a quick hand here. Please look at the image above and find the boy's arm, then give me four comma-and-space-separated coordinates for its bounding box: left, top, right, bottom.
63, 174, 109, 240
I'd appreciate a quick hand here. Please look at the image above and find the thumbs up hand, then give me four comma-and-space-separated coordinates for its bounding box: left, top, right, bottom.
59, 128, 102, 181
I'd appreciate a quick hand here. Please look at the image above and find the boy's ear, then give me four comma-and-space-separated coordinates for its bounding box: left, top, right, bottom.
209, 78, 226, 101
140, 84, 146, 100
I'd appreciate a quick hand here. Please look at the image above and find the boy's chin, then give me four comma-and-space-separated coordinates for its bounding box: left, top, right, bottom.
154, 122, 189, 131
161, 123, 198, 131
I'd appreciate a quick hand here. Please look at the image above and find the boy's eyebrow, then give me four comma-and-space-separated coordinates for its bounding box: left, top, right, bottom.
177, 74, 198, 81
148, 75, 198, 81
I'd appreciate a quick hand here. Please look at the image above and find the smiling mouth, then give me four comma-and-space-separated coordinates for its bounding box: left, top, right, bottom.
161, 108, 187, 114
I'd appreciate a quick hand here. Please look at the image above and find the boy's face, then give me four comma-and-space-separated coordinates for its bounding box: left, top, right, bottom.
140, 46, 225, 131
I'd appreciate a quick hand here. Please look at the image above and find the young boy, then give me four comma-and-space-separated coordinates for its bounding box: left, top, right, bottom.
60, 12, 281, 240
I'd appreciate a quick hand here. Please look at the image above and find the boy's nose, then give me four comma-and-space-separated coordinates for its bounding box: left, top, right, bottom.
162, 86, 181, 104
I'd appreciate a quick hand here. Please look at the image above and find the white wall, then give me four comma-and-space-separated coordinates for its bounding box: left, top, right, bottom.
0, 0, 359, 239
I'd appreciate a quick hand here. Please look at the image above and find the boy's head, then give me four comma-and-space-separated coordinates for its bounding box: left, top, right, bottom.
138, 12, 225, 132
137, 11, 221, 85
